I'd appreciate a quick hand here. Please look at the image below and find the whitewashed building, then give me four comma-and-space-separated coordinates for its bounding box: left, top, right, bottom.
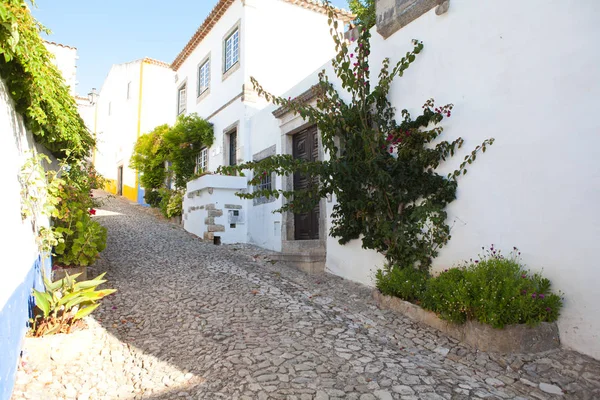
208, 0, 600, 360
176, 0, 353, 244
94, 58, 175, 203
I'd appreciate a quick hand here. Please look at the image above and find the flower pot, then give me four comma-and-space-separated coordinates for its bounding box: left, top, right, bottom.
52, 265, 87, 282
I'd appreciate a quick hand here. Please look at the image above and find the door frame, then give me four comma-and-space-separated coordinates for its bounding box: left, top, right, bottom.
117, 164, 124, 196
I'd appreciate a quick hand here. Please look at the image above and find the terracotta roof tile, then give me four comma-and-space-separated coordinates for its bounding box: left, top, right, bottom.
44, 40, 77, 50
141, 57, 172, 69
171, 0, 354, 71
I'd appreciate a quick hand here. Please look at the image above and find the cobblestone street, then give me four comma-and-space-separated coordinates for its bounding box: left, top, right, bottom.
11, 193, 600, 400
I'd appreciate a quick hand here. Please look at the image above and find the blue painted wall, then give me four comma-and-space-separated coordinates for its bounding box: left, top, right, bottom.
0, 256, 49, 400
137, 174, 149, 207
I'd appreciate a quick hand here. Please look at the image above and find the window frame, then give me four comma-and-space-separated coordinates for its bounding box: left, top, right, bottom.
196, 54, 211, 101
195, 147, 208, 174
224, 28, 239, 72
222, 20, 241, 80
177, 81, 187, 115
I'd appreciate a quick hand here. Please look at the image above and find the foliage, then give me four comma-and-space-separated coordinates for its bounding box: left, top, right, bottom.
131, 114, 213, 192
158, 188, 172, 218
165, 190, 183, 218
30, 272, 115, 336
375, 266, 428, 302
218, 4, 494, 271
347, 0, 376, 29
50, 161, 108, 267
163, 113, 214, 188
18, 153, 64, 254
130, 124, 169, 191
0, 0, 94, 159
144, 189, 162, 208
418, 246, 563, 328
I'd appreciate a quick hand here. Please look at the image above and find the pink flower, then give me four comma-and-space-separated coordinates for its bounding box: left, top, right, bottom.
350, 54, 354, 58
89, 209, 97, 215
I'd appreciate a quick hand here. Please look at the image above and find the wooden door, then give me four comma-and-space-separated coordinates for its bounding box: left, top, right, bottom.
229, 130, 237, 166
293, 126, 319, 240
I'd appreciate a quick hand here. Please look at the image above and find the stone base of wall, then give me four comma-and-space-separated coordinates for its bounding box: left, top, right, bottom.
373, 290, 560, 354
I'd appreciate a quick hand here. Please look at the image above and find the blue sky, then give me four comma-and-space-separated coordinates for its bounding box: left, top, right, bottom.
32, 0, 350, 96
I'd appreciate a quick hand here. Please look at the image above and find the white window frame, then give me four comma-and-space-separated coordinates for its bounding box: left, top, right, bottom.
197, 58, 210, 96
177, 83, 187, 115
224, 28, 239, 73
195, 147, 208, 174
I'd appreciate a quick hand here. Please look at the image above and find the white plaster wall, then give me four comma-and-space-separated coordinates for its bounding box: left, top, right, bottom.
365, 0, 600, 358
175, 0, 245, 121
184, 175, 248, 244
0, 78, 49, 310
44, 42, 78, 95
95, 60, 174, 194
244, 0, 342, 100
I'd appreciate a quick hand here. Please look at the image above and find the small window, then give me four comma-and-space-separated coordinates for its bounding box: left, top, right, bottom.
127, 81, 132, 99
197, 59, 210, 96
257, 171, 272, 192
195, 147, 208, 174
224, 28, 239, 72
177, 84, 187, 115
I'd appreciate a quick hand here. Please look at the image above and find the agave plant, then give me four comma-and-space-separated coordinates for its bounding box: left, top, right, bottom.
30, 272, 116, 336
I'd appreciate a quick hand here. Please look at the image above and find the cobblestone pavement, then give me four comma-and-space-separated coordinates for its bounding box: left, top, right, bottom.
11, 193, 600, 400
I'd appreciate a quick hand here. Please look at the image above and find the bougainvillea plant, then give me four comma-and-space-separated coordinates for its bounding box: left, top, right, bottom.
219, 3, 494, 272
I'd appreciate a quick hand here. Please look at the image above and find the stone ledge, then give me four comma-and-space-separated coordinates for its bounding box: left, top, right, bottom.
376, 0, 442, 39
373, 290, 560, 354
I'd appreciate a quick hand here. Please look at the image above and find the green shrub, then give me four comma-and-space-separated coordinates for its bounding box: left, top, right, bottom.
165, 190, 183, 218
421, 246, 563, 328
420, 267, 471, 324
30, 272, 115, 336
375, 266, 428, 302
144, 189, 162, 207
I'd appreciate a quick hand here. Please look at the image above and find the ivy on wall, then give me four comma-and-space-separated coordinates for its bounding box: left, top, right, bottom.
219, 4, 494, 271
0, 0, 93, 160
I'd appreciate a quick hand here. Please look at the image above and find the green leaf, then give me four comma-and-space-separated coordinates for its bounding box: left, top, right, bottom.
73, 303, 100, 320
33, 290, 50, 317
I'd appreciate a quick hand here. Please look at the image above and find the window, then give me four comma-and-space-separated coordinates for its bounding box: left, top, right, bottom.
127, 81, 132, 99
257, 170, 272, 192
108, 102, 112, 116
197, 59, 210, 96
224, 28, 239, 72
177, 83, 187, 115
195, 147, 208, 174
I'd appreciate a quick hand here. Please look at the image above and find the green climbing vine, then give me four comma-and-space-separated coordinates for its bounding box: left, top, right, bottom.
219, 3, 494, 272
0, 0, 94, 159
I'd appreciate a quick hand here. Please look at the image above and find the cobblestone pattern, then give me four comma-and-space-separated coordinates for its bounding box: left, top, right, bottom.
11, 193, 600, 399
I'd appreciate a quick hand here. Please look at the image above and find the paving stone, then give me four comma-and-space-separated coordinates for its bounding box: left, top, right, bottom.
9, 192, 600, 400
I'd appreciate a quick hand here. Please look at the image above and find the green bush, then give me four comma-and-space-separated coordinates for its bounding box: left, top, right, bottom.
144, 190, 162, 207
375, 266, 428, 302
165, 190, 183, 218
158, 188, 172, 218
377, 246, 563, 328
421, 246, 563, 328
420, 267, 471, 324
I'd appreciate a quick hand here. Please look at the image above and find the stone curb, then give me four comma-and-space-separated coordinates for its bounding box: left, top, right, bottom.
373, 289, 560, 354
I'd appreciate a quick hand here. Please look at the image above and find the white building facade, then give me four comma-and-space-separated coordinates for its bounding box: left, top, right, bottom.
175, 0, 352, 245
218, 0, 600, 360
94, 58, 175, 203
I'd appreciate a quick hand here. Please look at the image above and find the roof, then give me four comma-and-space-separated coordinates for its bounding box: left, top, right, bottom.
44, 40, 77, 50
141, 57, 172, 69
171, 0, 355, 70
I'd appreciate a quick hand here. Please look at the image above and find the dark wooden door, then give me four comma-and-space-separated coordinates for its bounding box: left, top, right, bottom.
293, 126, 319, 240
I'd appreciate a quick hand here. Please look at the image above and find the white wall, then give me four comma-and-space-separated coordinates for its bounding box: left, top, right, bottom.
243, 0, 600, 359
184, 175, 248, 244
44, 42, 78, 95
94, 60, 175, 199
244, 0, 342, 100
365, 0, 600, 359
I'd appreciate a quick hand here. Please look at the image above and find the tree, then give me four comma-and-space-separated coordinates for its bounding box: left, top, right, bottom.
348, 0, 376, 30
